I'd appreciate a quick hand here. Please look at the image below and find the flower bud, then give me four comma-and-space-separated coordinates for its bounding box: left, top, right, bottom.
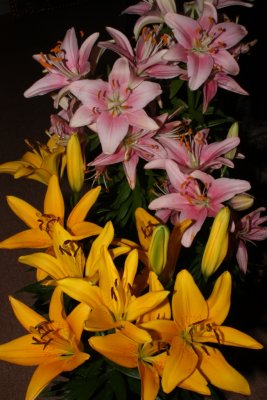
228, 193, 254, 211
201, 207, 230, 279
224, 122, 239, 160
66, 133, 84, 193
148, 224, 170, 276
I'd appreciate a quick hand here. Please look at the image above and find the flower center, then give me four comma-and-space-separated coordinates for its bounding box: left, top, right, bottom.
192, 18, 226, 54
36, 212, 61, 236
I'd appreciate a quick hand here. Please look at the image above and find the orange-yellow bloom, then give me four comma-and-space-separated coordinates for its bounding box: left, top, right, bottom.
0, 287, 90, 400
0, 175, 102, 250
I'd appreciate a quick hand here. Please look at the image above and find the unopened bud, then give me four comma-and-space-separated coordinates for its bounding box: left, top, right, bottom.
66, 133, 84, 193
201, 207, 230, 279
148, 224, 170, 276
228, 193, 254, 211
225, 122, 239, 160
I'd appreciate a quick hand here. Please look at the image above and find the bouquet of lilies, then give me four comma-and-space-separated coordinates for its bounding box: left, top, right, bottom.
0, 1, 266, 399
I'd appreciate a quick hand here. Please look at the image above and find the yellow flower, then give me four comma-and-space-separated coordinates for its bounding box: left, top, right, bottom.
66, 133, 85, 193
0, 135, 65, 185
57, 247, 169, 340
0, 175, 102, 250
141, 270, 263, 395
0, 287, 90, 400
201, 207, 230, 278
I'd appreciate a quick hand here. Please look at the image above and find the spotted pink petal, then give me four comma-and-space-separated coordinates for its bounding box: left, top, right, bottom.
165, 12, 198, 48
213, 22, 248, 48
69, 79, 108, 108
108, 58, 131, 87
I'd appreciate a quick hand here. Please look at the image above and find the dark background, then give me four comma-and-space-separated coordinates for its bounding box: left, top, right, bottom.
0, 1, 266, 399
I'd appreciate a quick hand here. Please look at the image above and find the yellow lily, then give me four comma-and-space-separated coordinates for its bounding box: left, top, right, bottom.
141, 270, 263, 395
201, 207, 230, 279
18, 220, 126, 283
0, 135, 65, 185
57, 247, 169, 339
0, 175, 102, 250
66, 133, 85, 193
0, 287, 90, 400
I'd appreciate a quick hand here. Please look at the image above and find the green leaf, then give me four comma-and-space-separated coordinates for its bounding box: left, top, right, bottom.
169, 78, 185, 99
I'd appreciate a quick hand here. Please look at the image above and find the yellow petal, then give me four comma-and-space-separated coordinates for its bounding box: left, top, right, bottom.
9, 296, 45, 332
84, 304, 116, 331
198, 346, 251, 395
19, 252, 65, 280
207, 271, 231, 325
0, 160, 26, 174
6, 195, 40, 228
67, 186, 101, 229
162, 219, 192, 282
89, 333, 138, 368
67, 302, 91, 340
140, 271, 171, 322
119, 320, 152, 344
199, 326, 263, 349
26, 354, 89, 400
138, 361, 159, 400
172, 270, 207, 329
56, 277, 102, 309
127, 290, 169, 322
140, 320, 177, 343
180, 369, 210, 395
26, 168, 52, 185
122, 249, 139, 290
0, 334, 48, 365
162, 336, 198, 393
135, 207, 159, 251
48, 287, 67, 327
0, 229, 51, 249
85, 221, 114, 278
44, 175, 64, 221
69, 221, 102, 237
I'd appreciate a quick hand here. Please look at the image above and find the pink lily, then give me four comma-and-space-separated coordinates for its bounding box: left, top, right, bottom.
90, 124, 167, 189
164, 2, 247, 90
69, 57, 161, 154
98, 26, 181, 79
234, 207, 267, 273
123, 0, 177, 39
154, 127, 240, 172
148, 159, 251, 246
24, 28, 99, 97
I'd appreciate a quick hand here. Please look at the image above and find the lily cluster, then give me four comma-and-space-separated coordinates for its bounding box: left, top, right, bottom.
0, 1, 266, 400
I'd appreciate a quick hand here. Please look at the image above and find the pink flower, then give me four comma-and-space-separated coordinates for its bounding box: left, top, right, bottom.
98, 26, 181, 79
122, 0, 177, 38
153, 127, 240, 172
69, 57, 162, 154
235, 208, 267, 273
24, 28, 99, 97
164, 2, 247, 90
90, 124, 167, 189
184, 0, 253, 16
148, 159, 251, 246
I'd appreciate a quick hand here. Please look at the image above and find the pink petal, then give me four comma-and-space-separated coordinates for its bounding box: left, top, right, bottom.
91, 151, 125, 167
198, 2, 218, 29
127, 110, 159, 130
165, 159, 187, 190
109, 58, 131, 87
165, 12, 198, 49
105, 27, 134, 58
128, 81, 162, 109
69, 79, 108, 108
209, 178, 251, 204
216, 74, 248, 95
187, 52, 214, 90
78, 32, 100, 73
157, 0, 177, 13
145, 64, 183, 79
236, 240, 248, 273
70, 105, 96, 127
149, 193, 181, 211
133, 15, 164, 39
213, 50, 239, 75
122, 2, 152, 15
24, 73, 69, 97
201, 137, 240, 164
61, 27, 79, 73
214, 22, 248, 48
97, 111, 129, 154
203, 80, 218, 112
163, 43, 188, 63
123, 154, 139, 189
180, 208, 207, 247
